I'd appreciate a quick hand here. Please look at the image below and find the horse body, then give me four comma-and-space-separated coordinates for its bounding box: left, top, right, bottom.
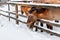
47, 9, 60, 20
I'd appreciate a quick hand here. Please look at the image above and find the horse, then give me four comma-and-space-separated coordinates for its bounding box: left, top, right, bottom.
27, 7, 53, 30
21, 6, 49, 31
27, 6, 60, 31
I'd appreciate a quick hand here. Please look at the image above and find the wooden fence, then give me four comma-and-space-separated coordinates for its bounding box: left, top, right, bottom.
0, 3, 60, 37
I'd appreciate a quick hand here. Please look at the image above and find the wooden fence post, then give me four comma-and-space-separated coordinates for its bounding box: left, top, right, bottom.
15, 4, 19, 24
8, 3, 10, 21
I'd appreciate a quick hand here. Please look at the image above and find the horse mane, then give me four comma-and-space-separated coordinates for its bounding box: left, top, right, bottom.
29, 7, 36, 13
29, 7, 47, 14
36, 8, 47, 13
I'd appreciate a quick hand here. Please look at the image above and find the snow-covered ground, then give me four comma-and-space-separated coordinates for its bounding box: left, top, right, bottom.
0, 4, 60, 40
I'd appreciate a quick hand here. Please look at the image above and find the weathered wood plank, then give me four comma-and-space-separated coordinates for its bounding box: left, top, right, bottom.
15, 4, 19, 24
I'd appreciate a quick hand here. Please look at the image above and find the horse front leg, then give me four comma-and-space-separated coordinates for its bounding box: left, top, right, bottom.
46, 24, 54, 35
35, 19, 43, 32
37, 19, 43, 27
40, 22, 43, 27
40, 22, 43, 32
46, 24, 53, 30
35, 21, 44, 32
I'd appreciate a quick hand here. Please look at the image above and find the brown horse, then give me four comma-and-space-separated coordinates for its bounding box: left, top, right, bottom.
27, 7, 53, 30
27, 6, 60, 30
21, 6, 49, 30
21, 6, 60, 31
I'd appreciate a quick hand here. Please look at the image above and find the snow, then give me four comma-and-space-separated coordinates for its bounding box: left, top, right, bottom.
0, 4, 60, 40
0, 15, 52, 40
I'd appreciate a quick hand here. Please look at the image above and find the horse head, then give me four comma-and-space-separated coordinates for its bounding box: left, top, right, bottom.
27, 14, 37, 29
